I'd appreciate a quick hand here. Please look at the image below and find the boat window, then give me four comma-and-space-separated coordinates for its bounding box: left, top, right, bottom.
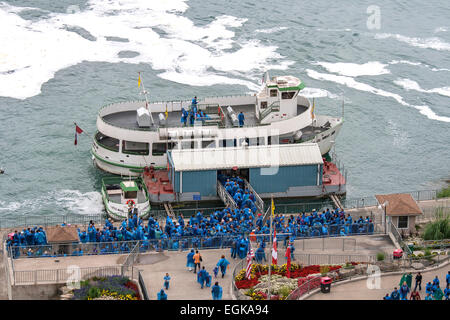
202, 140, 216, 148
181, 141, 194, 149
257, 137, 265, 146
260, 101, 267, 109
122, 140, 149, 155
95, 131, 120, 152
124, 191, 138, 199
248, 138, 257, 146
281, 91, 296, 99
152, 143, 167, 155
221, 139, 236, 148
270, 89, 278, 97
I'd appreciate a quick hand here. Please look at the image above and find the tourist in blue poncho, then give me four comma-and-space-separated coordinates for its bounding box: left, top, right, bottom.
390, 287, 400, 300
186, 249, 195, 271
198, 266, 208, 289
157, 289, 167, 300
399, 282, 410, 300
164, 273, 171, 290
217, 255, 230, 278
211, 282, 223, 300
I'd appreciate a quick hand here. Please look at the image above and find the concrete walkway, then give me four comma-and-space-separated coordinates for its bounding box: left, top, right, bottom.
137, 248, 242, 300
306, 262, 450, 300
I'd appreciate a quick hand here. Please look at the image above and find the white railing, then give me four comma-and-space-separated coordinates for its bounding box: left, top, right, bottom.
243, 178, 264, 214
217, 181, 238, 211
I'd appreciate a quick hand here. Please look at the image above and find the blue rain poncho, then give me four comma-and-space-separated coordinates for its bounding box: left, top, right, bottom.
211, 284, 223, 300
157, 289, 167, 300
217, 258, 230, 277
186, 250, 195, 268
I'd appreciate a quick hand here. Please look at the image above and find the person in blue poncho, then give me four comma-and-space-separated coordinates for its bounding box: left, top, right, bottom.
216, 255, 230, 278
198, 266, 208, 289
444, 285, 450, 300
164, 273, 171, 290
205, 271, 212, 288
186, 249, 195, 271
181, 107, 188, 126
390, 287, 400, 300
399, 282, 410, 300
238, 111, 245, 127
383, 293, 391, 300
211, 282, 223, 300
157, 289, 167, 300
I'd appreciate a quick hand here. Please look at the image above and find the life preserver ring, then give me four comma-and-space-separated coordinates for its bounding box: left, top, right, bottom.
127, 200, 135, 206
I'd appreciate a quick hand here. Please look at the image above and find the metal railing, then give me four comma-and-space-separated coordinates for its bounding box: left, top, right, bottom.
243, 178, 264, 214
138, 270, 150, 300
12, 265, 126, 286
259, 101, 280, 120
217, 181, 238, 211
287, 276, 322, 300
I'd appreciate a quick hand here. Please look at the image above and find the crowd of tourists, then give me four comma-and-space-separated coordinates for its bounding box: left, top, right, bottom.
6, 175, 373, 259
383, 271, 450, 300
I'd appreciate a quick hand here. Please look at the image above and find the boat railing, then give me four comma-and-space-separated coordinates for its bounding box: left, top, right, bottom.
259, 101, 280, 121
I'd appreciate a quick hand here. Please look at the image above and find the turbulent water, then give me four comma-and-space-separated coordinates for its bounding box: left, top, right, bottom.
0, 0, 449, 219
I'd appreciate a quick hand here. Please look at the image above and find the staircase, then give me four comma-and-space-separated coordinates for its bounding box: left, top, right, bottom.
163, 202, 176, 220
217, 181, 238, 211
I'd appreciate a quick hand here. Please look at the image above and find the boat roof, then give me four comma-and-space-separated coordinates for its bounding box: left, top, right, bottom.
266, 75, 305, 91
120, 181, 139, 192
169, 143, 323, 172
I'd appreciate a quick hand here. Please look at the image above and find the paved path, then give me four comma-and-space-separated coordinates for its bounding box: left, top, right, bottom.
307, 262, 450, 300
137, 248, 243, 300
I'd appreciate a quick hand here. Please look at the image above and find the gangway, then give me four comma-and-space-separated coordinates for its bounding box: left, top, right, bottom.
217, 181, 238, 211
163, 202, 176, 219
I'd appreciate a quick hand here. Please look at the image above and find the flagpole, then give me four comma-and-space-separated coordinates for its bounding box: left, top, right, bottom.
268, 195, 273, 300
74, 122, 95, 143
138, 72, 154, 126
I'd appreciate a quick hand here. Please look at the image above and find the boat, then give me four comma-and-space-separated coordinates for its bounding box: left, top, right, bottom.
101, 176, 151, 220
91, 72, 343, 176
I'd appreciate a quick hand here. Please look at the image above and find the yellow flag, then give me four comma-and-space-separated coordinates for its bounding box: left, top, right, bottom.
165, 105, 168, 119
138, 73, 141, 88
311, 98, 315, 120
271, 198, 275, 217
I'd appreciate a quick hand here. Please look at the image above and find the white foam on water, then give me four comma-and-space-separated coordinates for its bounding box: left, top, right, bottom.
313, 61, 390, 77
0, 189, 103, 215
255, 26, 289, 34
0, 0, 292, 99
55, 189, 104, 215
300, 87, 339, 99
306, 69, 450, 123
389, 60, 450, 73
434, 27, 448, 33
375, 33, 450, 51
394, 78, 450, 98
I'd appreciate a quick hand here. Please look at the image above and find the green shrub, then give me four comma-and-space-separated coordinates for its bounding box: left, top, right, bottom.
436, 185, 450, 199
423, 208, 450, 240
278, 286, 293, 299
424, 248, 432, 256
376, 252, 385, 261
87, 287, 101, 299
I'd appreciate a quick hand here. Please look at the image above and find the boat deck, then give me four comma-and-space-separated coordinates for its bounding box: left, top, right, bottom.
101, 104, 309, 131
322, 161, 346, 186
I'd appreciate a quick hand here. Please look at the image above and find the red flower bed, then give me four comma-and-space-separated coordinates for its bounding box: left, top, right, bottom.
235, 277, 260, 289
124, 281, 141, 300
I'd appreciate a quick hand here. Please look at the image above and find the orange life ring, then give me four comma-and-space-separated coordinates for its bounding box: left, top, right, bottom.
127, 200, 135, 206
